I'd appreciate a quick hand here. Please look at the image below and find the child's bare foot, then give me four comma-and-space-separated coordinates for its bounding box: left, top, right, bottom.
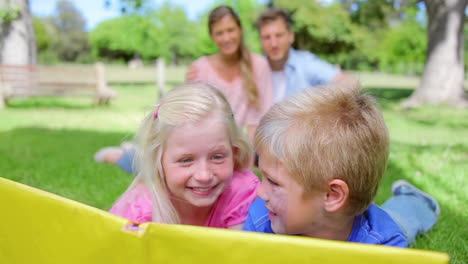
94, 147, 123, 164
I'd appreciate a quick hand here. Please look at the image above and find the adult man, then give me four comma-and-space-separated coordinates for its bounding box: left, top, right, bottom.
94, 7, 360, 171
256, 7, 359, 102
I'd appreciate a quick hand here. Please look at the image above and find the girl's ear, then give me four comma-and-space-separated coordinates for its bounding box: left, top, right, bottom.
231, 146, 239, 163
232, 146, 239, 156
323, 179, 349, 213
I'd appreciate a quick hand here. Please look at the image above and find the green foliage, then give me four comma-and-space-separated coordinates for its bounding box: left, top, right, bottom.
33, 17, 61, 64
0, 5, 20, 23
51, 0, 90, 62
108, 0, 148, 14
346, 0, 395, 29
376, 7, 427, 74
33, 17, 53, 51
34, 0, 92, 63
90, 15, 160, 61
149, 2, 201, 62
274, 0, 375, 70
91, 2, 202, 63
270, 0, 436, 74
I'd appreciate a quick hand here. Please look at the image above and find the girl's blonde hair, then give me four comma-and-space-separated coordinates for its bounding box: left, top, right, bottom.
208, 5, 260, 109
127, 82, 252, 224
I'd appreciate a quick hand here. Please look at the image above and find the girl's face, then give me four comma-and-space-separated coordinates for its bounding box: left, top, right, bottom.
162, 115, 234, 209
210, 15, 242, 57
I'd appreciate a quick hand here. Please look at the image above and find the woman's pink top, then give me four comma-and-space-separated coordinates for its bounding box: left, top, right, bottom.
109, 169, 260, 228
189, 53, 273, 127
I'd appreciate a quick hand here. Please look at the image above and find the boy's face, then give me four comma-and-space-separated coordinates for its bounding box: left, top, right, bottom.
256, 151, 325, 236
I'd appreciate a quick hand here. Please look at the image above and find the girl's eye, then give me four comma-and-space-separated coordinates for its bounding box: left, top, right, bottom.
179, 157, 193, 164
212, 154, 225, 161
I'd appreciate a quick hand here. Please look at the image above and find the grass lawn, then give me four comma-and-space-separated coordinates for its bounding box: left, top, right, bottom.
0, 71, 466, 263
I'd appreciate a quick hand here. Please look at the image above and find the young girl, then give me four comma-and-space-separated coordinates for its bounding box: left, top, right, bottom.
109, 82, 259, 229
94, 5, 273, 173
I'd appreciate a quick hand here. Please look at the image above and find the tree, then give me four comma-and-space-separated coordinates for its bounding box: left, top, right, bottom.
273, 0, 374, 70
150, 2, 200, 64
51, 0, 90, 62
0, 0, 36, 65
376, 7, 427, 74
402, 0, 468, 108
90, 15, 160, 61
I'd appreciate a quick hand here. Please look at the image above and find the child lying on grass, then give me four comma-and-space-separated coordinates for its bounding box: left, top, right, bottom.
243, 84, 440, 247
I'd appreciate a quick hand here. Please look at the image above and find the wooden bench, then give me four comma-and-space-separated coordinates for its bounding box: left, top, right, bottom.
0, 63, 117, 108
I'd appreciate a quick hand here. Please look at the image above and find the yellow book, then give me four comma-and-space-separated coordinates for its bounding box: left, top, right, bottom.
0, 177, 449, 264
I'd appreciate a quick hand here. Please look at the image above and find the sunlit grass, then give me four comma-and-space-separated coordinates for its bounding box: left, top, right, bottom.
0, 73, 466, 263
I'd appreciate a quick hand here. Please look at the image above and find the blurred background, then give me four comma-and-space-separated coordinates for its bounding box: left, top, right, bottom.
0, 1, 467, 263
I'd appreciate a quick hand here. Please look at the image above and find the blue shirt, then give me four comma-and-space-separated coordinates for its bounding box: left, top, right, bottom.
280, 48, 339, 98
243, 198, 408, 247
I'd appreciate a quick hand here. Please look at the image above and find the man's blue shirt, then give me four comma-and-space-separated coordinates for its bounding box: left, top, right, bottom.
243, 198, 408, 247
281, 48, 339, 98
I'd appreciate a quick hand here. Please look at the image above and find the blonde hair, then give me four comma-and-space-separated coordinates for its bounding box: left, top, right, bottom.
125, 82, 252, 224
254, 84, 389, 215
208, 5, 260, 109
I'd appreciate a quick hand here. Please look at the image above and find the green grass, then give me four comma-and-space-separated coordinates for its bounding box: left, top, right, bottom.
0, 73, 467, 263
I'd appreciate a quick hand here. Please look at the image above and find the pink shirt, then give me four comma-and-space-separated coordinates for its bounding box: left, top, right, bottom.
109, 170, 260, 228
189, 53, 273, 127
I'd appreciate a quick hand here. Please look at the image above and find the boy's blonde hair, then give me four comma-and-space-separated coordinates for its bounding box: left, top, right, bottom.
127, 82, 252, 224
254, 84, 389, 215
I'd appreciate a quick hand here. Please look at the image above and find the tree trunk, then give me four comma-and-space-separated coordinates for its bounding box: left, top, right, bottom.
402, 0, 468, 108
0, 0, 36, 65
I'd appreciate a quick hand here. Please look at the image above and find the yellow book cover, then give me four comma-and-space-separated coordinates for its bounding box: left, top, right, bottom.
0, 177, 449, 264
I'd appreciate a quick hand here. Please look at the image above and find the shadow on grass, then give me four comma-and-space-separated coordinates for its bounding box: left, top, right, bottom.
5, 97, 109, 110
0, 127, 133, 210
379, 142, 468, 200
408, 114, 468, 130
370, 140, 466, 260
109, 80, 182, 87
363, 87, 413, 109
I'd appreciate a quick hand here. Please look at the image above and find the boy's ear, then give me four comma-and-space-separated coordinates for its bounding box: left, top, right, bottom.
323, 179, 349, 213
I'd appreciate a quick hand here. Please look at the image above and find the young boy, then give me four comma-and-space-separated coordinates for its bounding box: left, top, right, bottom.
243, 84, 440, 247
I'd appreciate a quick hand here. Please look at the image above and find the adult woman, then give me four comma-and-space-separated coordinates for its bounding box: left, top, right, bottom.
187, 5, 273, 140
94, 5, 273, 172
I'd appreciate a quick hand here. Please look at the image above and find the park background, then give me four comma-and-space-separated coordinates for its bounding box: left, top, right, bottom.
0, 0, 467, 263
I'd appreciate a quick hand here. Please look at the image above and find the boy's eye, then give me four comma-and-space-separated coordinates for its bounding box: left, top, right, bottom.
266, 177, 279, 186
